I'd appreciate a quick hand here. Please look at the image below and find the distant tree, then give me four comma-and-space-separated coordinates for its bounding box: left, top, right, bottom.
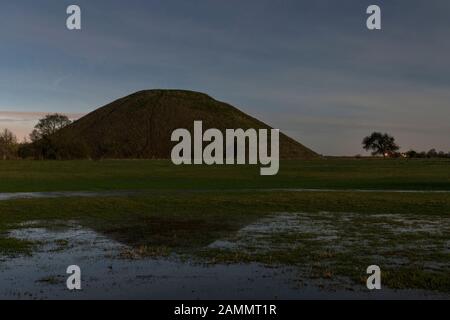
17, 142, 34, 159
405, 149, 450, 159
30, 113, 72, 142
405, 150, 418, 158
426, 149, 438, 158
0, 129, 18, 160
362, 132, 400, 157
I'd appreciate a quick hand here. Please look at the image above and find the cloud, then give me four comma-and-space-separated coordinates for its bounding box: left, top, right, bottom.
0, 0, 449, 154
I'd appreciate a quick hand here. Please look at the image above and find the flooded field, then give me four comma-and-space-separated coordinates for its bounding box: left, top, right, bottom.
0, 211, 448, 299
0, 223, 299, 299
0, 222, 349, 300
204, 212, 450, 296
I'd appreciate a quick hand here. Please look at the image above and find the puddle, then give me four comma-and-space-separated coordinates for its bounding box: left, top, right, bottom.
209, 212, 450, 254
207, 212, 450, 297
1, 221, 448, 299
0, 191, 140, 201
1, 188, 449, 202
0, 222, 344, 300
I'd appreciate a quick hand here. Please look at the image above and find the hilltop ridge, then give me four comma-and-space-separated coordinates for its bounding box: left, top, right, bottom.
48, 90, 318, 159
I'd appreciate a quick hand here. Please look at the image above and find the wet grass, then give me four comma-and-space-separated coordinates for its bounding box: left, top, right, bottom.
0, 237, 34, 257
199, 211, 449, 292
119, 245, 172, 259
1, 191, 449, 251
0, 191, 449, 293
0, 159, 449, 293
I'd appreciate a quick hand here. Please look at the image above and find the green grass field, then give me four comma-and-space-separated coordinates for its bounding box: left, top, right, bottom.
0, 158, 449, 293
0, 158, 449, 192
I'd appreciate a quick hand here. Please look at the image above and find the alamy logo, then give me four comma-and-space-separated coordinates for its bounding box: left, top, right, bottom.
66, 265, 81, 290
366, 265, 381, 290
66, 5, 81, 30
171, 121, 279, 176
366, 5, 381, 30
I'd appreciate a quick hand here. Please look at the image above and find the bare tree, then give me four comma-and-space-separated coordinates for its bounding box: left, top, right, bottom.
0, 129, 18, 160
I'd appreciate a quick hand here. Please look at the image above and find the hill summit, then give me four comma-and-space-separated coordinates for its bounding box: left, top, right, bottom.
51, 90, 318, 159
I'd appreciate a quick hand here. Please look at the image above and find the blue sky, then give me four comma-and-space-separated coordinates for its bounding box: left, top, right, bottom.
0, 0, 449, 155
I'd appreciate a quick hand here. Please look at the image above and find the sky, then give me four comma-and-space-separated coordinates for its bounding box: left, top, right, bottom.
0, 0, 449, 155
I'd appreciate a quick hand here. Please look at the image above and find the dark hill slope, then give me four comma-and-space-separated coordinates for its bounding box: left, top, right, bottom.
54, 90, 318, 159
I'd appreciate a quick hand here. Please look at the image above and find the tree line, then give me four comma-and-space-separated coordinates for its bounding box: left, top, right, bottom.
0, 116, 449, 160
362, 132, 450, 158
0, 113, 77, 160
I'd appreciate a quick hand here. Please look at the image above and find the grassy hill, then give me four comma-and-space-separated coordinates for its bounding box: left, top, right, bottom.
53, 90, 318, 159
